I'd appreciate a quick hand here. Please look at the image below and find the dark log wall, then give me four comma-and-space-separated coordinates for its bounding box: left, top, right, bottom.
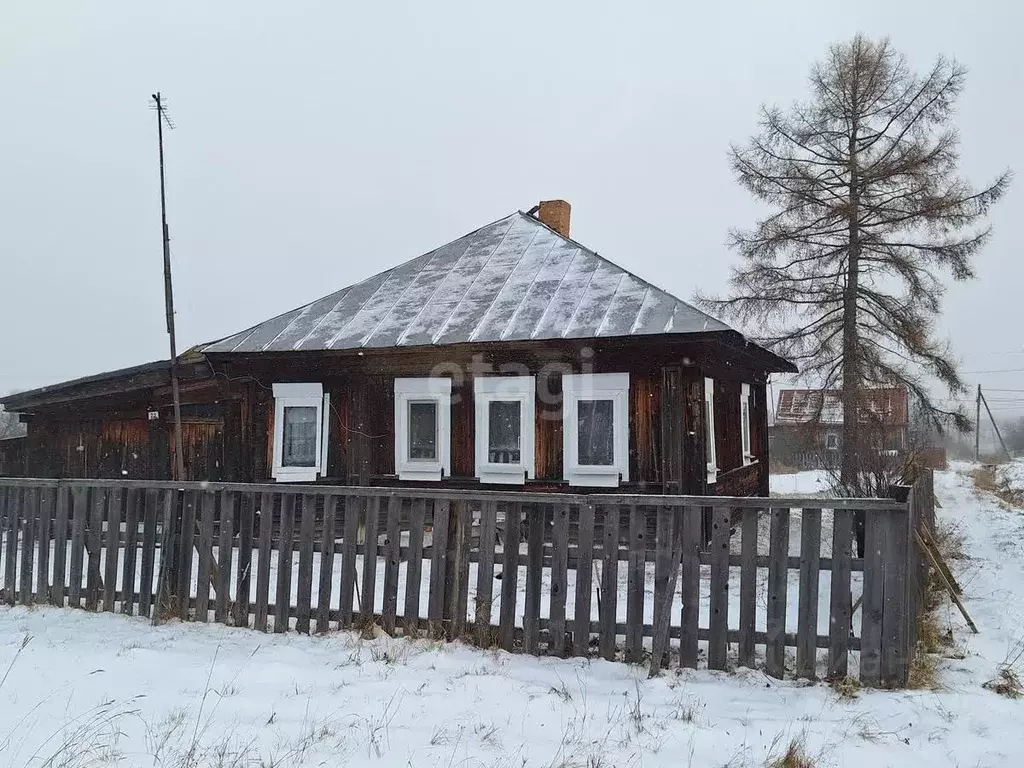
9, 337, 775, 497
0, 437, 25, 477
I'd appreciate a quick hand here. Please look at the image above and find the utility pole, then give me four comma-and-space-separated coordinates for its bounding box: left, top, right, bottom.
979, 386, 1013, 462
152, 92, 186, 483
975, 384, 981, 462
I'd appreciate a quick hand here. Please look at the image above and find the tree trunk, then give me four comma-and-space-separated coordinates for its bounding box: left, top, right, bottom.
841, 84, 861, 489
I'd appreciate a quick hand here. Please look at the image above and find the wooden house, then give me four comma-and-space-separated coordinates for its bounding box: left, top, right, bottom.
0, 201, 795, 496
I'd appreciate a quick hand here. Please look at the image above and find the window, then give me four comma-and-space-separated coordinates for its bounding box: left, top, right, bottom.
474, 376, 535, 484
562, 373, 629, 487
272, 383, 329, 483
740, 383, 754, 465
826, 432, 839, 451
704, 377, 718, 484
395, 378, 451, 481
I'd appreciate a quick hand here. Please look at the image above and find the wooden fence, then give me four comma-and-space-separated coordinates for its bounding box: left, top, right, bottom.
0, 474, 932, 687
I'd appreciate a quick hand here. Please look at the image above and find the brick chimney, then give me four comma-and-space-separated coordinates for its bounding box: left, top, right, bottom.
537, 199, 571, 238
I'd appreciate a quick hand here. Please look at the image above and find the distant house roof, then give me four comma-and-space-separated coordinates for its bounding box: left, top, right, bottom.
202, 211, 792, 372
775, 388, 909, 427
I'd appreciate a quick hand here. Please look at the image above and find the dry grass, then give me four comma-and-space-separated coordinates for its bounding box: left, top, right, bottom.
768, 460, 799, 475
828, 676, 861, 700
765, 736, 816, 768
983, 667, 1023, 699
972, 465, 1024, 508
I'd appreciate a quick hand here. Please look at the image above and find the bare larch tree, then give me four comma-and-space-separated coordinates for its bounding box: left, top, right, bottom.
700, 35, 1010, 485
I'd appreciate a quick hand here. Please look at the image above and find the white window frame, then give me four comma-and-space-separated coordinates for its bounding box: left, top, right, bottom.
562, 372, 629, 488
474, 376, 535, 485
705, 377, 718, 485
394, 377, 451, 482
272, 382, 329, 483
740, 383, 755, 465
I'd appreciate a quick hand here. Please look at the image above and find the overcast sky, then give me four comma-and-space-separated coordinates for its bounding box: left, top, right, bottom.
1, 1, 1021, 423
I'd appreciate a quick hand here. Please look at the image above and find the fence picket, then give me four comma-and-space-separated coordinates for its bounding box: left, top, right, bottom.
403, 497, 426, 636
121, 489, 140, 615
216, 491, 235, 625
860, 511, 884, 686
573, 502, 595, 657
381, 494, 401, 634
475, 500, 498, 648
765, 507, 791, 679
137, 489, 160, 618
52, 487, 70, 608
102, 489, 122, 612
651, 505, 676, 671
599, 505, 620, 661
295, 494, 316, 634
738, 508, 758, 667
523, 504, 544, 654
679, 505, 701, 668
339, 496, 360, 630
498, 502, 520, 651
177, 490, 197, 620
708, 506, 731, 670
315, 495, 336, 633
274, 493, 296, 633
428, 499, 450, 638
85, 487, 105, 611
881, 508, 910, 686
36, 488, 53, 605
827, 508, 853, 679
68, 487, 87, 608
549, 503, 570, 657
625, 506, 645, 663
796, 508, 822, 679
235, 492, 255, 628
254, 491, 274, 632
19, 488, 38, 605
195, 491, 215, 623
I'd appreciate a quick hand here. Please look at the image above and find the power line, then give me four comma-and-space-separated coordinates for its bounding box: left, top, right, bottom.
961, 368, 1024, 374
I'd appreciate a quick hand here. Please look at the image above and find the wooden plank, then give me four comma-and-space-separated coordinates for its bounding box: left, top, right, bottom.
235, 492, 256, 628
679, 505, 701, 669
103, 488, 122, 612
573, 502, 595, 657
859, 510, 884, 686
738, 508, 758, 667
427, 498, 450, 637
274, 493, 296, 633
315, 494, 336, 634
650, 505, 676, 672
765, 507, 790, 679
625, 506, 645, 663
708, 506, 731, 670
254, 491, 275, 632
4, 488, 18, 605
216, 491, 236, 625
881, 509, 910, 686
195, 491, 216, 623
51, 487, 70, 608
548, 503, 570, 657
85, 487, 105, 611
475, 500, 498, 648
498, 501, 521, 651
0, 488, 9, 604
381, 494, 402, 634
68, 487, 88, 609
598, 505, 620, 661
137, 489, 160, 618
827, 508, 854, 679
176, 490, 197, 620
19, 488, 37, 605
35, 487, 53, 605
448, 500, 473, 639
295, 494, 316, 634
796, 508, 822, 679
339, 496, 360, 630
360, 495, 381, 627
403, 497, 426, 636
523, 503, 544, 654
121, 489, 140, 615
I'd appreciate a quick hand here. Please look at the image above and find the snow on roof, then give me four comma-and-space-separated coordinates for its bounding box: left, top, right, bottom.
775, 388, 909, 426
202, 212, 743, 354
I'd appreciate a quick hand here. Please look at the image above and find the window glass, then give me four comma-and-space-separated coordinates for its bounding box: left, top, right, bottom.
408, 401, 438, 460
282, 406, 318, 467
488, 400, 521, 463
577, 399, 614, 466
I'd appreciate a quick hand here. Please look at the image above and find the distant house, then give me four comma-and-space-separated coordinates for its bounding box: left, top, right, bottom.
1, 200, 795, 497
770, 387, 909, 470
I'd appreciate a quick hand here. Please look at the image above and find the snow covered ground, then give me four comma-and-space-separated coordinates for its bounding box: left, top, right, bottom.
1, 464, 1022, 767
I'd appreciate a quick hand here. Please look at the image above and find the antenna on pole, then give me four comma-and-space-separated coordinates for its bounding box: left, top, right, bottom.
150, 92, 186, 484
